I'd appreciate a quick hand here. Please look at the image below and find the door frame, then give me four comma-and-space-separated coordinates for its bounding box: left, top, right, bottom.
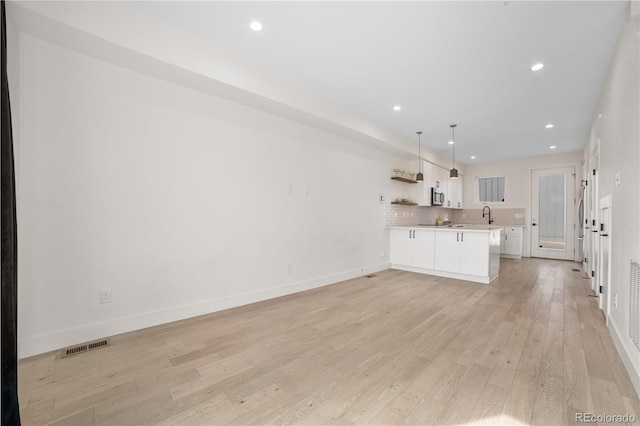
530, 166, 576, 260
598, 195, 612, 320
588, 145, 600, 293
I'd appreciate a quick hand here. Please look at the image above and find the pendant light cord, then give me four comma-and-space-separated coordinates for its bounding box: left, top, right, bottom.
417, 131, 423, 173
451, 124, 456, 168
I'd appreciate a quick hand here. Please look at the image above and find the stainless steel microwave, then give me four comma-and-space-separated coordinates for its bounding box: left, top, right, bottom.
431, 188, 444, 206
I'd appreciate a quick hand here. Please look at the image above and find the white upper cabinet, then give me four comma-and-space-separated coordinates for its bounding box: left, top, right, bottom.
412, 161, 463, 209
449, 175, 464, 209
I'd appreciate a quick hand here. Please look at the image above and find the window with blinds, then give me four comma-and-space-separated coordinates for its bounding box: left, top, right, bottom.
477, 176, 506, 203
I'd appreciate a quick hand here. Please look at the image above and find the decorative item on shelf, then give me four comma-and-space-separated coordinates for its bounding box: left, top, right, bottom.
449, 124, 458, 180
416, 131, 424, 182
391, 197, 417, 205
390, 169, 417, 184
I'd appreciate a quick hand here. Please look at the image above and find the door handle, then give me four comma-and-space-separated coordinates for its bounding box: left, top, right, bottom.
456, 232, 459, 242
461, 233, 464, 242
600, 234, 609, 237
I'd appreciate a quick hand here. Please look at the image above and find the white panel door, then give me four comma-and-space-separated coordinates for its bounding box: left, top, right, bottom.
434, 231, 460, 273
459, 232, 489, 276
598, 196, 611, 317
413, 230, 436, 269
390, 229, 413, 266
531, 167, 575, 260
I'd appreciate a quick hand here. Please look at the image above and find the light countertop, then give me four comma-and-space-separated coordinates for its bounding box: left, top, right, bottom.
387, 225, 503, 233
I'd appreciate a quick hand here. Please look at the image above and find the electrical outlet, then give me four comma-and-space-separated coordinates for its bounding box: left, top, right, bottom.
100, 289, 112, 304
304, 187, 310, 196
379, 195, 385, 203
381, 251, 385, 257
615, 171, 621, 187
287, 185, 294, 195
287, 264, 292, 274
614, 294, 618, 309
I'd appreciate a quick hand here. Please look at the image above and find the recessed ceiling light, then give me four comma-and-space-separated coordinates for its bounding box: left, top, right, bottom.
545, 124, 554, 129
393, 105, 401, 111
549, 145, 557, 149
250, 21, 263, 31
470, 156, 476, 159
448, 141, 454, 145
531, 63, 544, 71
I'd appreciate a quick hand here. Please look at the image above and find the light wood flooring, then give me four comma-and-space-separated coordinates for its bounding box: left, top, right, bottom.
18, 258, 640, 425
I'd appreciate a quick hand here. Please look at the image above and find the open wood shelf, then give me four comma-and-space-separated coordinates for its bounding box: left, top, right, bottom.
390, 176, 418, 184
391, 202, 418, 206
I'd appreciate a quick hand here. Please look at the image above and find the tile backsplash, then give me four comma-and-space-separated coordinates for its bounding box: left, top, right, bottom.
384, 204, 454, 227
453, 208, 527, 226
385, 205, 527, 227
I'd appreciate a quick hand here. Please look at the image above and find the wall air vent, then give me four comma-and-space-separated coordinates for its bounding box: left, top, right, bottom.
630, 261, 640, 350
61, 339, 111, 358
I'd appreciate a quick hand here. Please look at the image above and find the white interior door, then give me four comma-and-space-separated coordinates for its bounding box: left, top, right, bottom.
598, 196, 611, 317
531, 167, 575, 260
588, 152, 599, 293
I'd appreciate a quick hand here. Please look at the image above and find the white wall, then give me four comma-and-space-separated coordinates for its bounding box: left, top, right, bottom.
462, 151, 582, 257
14, 34, 408, 358
583, 2, 640, 395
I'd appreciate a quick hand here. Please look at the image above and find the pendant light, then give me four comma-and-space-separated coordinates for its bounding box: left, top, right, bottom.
449, 124, 458, 179
416, 131, 424, 182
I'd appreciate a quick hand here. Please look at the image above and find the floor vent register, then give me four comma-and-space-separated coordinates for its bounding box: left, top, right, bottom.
61, 339, 111, 358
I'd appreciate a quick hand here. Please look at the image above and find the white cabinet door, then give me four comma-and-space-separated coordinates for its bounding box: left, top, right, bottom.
417, 161, 437, 206
413, 230, 436, 269
390, 229, 413, 265
424, 161, 438, 189
416, 182, 431, 206
436, 167, 451, 207
459, 232, 489, 276
504, 227, 523, 257
452, 176, 463, 209
434, 231, 460, 273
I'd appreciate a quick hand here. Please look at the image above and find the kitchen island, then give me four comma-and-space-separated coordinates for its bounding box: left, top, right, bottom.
388, 225, 501, 284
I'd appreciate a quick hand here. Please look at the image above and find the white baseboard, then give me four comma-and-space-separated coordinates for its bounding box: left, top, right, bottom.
608, 316, 640, 397
389, 264, 494, 284
18, 263, 390, 359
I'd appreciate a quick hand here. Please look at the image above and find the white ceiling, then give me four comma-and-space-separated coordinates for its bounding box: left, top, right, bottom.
128, 1, 628, 164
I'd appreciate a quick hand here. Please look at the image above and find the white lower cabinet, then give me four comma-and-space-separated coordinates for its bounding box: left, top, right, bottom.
435, 231, 489, 277
501, 226, 523, 259
389, 227, 500, 284
389, 228, 435, 269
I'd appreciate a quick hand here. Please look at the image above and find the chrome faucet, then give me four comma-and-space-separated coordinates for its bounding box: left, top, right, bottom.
482, 205, 493, 224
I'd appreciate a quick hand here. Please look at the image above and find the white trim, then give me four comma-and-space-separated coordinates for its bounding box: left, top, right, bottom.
390, 264, 496, 284
608, 316, 640, 397
18, 263, 390, 359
